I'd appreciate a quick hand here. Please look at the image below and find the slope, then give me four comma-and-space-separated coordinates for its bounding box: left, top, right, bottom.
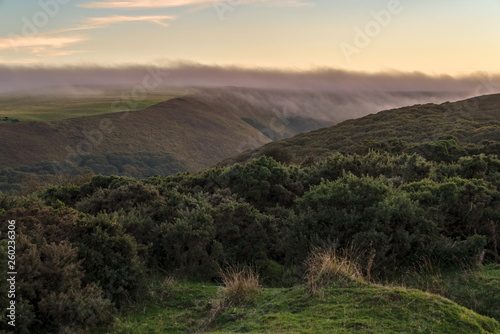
222, 93, 500, 165
109, 280, 500, 334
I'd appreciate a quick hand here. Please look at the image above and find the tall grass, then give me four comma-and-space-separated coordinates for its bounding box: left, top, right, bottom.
200, 265, 261, 332
401, 257, 448, 296
305, 246, 364, 295
218, 265, 261, 306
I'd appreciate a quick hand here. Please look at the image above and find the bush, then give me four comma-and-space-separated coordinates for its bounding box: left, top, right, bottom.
225, 156, 301, 209
72, 213, 146, 304
152, 193, 223, 278
0, 230, 112, 333
209, 190, 277, 265
75, 183, 163, 215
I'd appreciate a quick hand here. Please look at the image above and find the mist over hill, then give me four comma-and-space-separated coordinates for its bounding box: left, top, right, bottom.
0, 85, 497, 193
223, 92, 500, 166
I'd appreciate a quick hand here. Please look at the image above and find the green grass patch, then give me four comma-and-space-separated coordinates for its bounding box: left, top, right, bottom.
102, 276, 500, 334
402, 263, 500, 322
210, 284, 499, 334
0, 89, 193, 123
102, 277, 218, 334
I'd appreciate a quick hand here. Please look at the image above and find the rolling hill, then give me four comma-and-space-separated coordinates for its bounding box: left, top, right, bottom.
0, 86, 463, 192
222, 93, 500, 166
0, 87, 334, 192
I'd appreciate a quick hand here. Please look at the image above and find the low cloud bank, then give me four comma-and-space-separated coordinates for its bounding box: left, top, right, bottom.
1, 63, 499, 123
1, 63, 499, 95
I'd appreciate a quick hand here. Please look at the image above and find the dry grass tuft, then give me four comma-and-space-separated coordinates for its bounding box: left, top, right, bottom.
305, 246, 364, 294
199, 265, 261, 332
218, 265, 261, 306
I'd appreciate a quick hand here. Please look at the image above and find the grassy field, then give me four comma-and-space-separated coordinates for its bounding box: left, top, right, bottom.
103, 266, 500, 334
0, 88, 194, 123
401, 263, 500, 322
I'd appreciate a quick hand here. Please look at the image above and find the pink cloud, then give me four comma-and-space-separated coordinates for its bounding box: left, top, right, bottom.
79, 0, 312, 9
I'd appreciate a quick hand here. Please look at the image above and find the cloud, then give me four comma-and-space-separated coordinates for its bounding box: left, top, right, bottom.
1, 63, 498, 125
0, 62, 498, 97
83, 15, 176, 28
0, 15, 173, 58
0, 36, 85, 55
79, 0, 312, 9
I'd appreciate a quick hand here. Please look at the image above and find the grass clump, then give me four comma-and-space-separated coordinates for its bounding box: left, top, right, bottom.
218, 265, 261, 306
305, 246, 364, 294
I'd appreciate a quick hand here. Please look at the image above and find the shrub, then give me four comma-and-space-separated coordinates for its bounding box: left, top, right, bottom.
75, 183, 163, 215
72, 213, 146, 304
209, 190, 277, 265
225, 156, 300, 209
0, 230, 112, 333
152, 194, 223, 278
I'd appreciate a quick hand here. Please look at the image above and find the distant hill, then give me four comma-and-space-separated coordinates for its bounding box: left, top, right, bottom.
0, 87, 332, 191
222, 93, 500, 166
0, 87, 476, 192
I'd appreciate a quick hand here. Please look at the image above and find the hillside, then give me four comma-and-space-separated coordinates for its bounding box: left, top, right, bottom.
0, 87, 463, 193
222, 93, 500, 166
110, 279, 500, 334
0, 87, 334, 192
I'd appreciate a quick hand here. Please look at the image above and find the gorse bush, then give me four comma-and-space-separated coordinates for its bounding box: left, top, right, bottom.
0, 206, 112, 333
72, 213, 146, 304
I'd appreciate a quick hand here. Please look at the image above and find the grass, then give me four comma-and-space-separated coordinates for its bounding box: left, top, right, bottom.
211, 284, 499, 334
102, 268, 500, 334
101, 276, 218, 334
402, 263, 500, 322
0, 89, 192, 123
218, 265, 261, 306
305, 246, 364, 295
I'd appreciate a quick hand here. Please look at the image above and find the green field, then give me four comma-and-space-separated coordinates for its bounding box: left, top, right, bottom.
0, 88, 194, 123
105, 267, 500, 334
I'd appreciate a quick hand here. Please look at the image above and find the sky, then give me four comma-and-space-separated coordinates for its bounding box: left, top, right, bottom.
0, 0, 499, 75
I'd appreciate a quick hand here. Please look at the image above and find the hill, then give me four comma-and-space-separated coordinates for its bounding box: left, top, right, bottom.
0, 87, 192, 122
0, 87, 461, 193
222, 93, 500, 166
0, 87, 334, 192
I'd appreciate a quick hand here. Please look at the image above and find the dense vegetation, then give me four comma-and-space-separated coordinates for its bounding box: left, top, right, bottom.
1, 131, 500, 332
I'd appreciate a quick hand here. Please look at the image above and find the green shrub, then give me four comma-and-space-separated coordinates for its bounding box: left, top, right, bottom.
152, 194, 223, 278
72, 213, 146, 304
